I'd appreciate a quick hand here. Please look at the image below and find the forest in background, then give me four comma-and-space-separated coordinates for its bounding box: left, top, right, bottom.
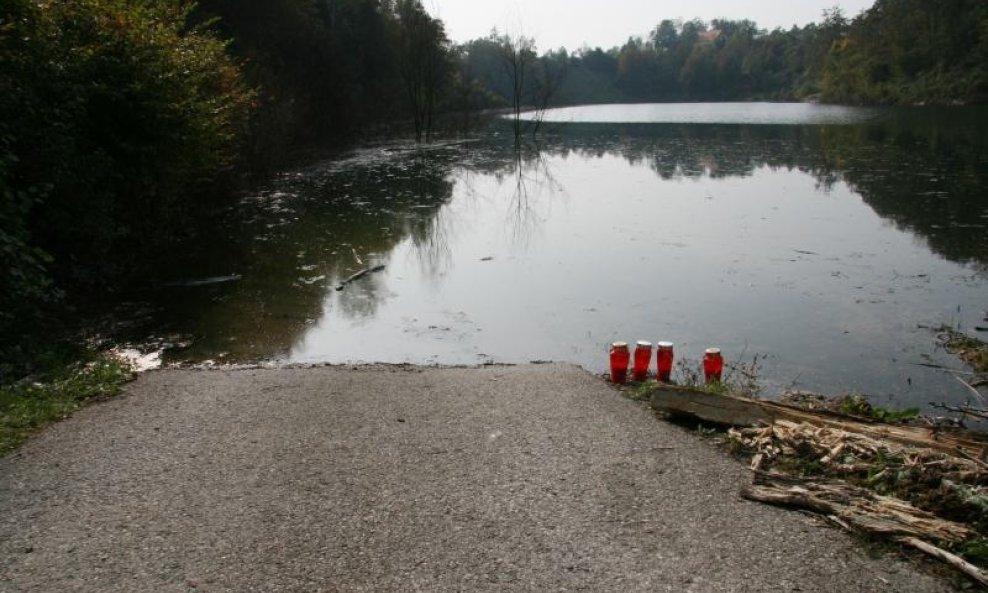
492, 0, 988, 106
1, 0, 987, 377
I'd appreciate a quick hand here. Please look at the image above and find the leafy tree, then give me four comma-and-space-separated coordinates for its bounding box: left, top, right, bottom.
819, 0, 987, 104
650, 20, 680, 54
1, 0, 253, 284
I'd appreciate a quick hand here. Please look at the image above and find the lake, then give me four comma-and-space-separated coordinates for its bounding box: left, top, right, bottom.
137, 103, 988, 410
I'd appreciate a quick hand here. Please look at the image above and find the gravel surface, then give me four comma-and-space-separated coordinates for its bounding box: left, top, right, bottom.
0, 364, 954, 592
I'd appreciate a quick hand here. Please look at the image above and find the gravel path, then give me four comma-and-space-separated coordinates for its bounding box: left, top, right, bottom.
0, 364, 953, 592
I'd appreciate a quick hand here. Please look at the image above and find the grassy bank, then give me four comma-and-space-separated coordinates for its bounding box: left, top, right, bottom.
0, 351, 133, 455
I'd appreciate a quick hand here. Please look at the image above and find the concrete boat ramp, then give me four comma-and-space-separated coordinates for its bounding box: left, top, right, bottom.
0, 364, 952, 592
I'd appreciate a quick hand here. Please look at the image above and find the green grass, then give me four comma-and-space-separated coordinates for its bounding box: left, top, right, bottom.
837, 393, 921, 423
626, 353, 764, 404
0, 352, 133, 455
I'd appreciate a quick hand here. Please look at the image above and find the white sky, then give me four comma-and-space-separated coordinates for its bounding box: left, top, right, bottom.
423, 1, 876, 52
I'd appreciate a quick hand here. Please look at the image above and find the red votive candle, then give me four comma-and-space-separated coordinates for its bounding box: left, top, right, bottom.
633, 341, 652, 381
656, 341, 674, 382
703, 347, 724, 383
610, 342, 630, 384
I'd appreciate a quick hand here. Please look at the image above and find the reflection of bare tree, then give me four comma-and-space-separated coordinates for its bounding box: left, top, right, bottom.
505, 145, 564, 250
409, 203, 454, 279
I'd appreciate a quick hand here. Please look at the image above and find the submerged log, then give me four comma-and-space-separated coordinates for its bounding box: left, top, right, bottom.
650, 385, 988, 458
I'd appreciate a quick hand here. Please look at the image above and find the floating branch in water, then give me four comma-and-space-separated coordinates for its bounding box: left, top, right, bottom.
162, 275, 241, 287
335, 265, 386, 291
930, 402, 988, 422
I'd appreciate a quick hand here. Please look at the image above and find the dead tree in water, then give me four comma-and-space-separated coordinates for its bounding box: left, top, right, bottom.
496, 33, 537, 143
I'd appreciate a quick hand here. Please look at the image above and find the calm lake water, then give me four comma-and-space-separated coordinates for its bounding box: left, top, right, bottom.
138, 103, 988, 410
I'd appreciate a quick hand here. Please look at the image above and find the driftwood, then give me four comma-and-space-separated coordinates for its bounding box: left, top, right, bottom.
900, 536, 988, 587
732, 421, 988, 487
650, 385, 988, 458
743, 471, 988, 583
335, 265, 385, 291
725, 416, 988, 584
741, 472, 988, 584
742, 471, 969, 543
664, 385, 988, 584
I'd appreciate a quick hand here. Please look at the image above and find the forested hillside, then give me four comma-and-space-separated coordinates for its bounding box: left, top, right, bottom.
818, 0, 988, 104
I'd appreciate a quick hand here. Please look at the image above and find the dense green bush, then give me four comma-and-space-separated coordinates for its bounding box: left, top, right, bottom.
0, 0, 253, 374
0, 0, 253, 287
0, 139, 57, 372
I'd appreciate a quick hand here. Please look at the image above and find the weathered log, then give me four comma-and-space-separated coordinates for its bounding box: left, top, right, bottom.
650, 385, 988, 457
740, 471, 969, 544
731, 420, 988, 500
335, 264, 386, 291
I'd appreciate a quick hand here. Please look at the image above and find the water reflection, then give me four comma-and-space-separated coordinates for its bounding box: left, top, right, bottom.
133, 108, 988, 410
517, 120, 988, 268
146, 145, 457, 361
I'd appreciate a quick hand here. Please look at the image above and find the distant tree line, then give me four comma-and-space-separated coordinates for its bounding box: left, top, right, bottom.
456, 1, 987, 107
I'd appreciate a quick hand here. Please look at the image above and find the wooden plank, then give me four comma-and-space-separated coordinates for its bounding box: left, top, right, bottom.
649, 385, 988, 457
649, 385, 774, 426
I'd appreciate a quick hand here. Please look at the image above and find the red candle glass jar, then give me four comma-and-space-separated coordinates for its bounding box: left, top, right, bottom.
610, 342, 630, 384
656, 341, 674, 383
703, 347, 724, 383
633, 341, 652, 381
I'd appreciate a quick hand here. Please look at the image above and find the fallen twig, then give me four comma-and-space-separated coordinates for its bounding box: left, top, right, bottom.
909, 362, 976, 375
930, 402, 988, 421
899, 536, 988, 587
952, 374, 988, 407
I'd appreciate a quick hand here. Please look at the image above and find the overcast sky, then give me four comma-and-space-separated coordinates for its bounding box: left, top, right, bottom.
423, 1, 875, 52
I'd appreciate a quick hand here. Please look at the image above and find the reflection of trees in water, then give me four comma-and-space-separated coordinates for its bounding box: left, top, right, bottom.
815, 122, 988, 272
529, 119, 988, 269
157, 115, 988, 361
408, 204, 454, 280
504, 146, 564, 250
327, 154, 457, 319
461, 142, 565, 251
155, 148, 457, 358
